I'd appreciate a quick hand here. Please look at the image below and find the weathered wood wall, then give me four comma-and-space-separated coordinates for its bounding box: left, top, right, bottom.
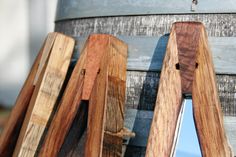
55, 9, 236, 156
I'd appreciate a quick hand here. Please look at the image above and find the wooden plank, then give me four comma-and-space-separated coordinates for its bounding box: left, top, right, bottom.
192, 23, 233, 156
84, 39, 109, 157
38, 44, 87, 157
55, 0, 236, 20
145, 24, 183, 156
74, 36, 236, 74
13, 33, 74, 157
84, 34, 128, 157
0, 33, 57, 157
39, 34, 113, 157
103, 35, 127, 157
146, 22, 233, 156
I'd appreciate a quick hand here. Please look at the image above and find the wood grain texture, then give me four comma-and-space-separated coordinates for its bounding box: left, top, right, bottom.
39, 34, 118, 157
103, 36, 127, 157
145, 26, 183, 157
146, 22, 233, 157
192, 25, 233, 157
55, 13, 236, 156
55, 14, 236, 37
217, 75, 236, 116
0, 33, 57, 157
84, 34, 127, 157
125, 71, 236, 117
55, 0, 236, 20
13, 33, 74, 157
84, 43, 109, 157
175, 22, 201, 93
82, 35, 109, 100
38, 43, 86, 157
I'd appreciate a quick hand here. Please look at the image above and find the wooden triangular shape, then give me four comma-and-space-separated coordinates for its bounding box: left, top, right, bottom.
146, 22, 233, 157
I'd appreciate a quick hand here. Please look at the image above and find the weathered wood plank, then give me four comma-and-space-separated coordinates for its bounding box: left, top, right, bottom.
56, 0, 236, 20
217, 75, 236, 116
13, 33, 74, 157
84, 41, 109, 157
74, 36, 236, 74
84, 34, 127, 157
55, 14, 236, 37
125, 71, 236, 116
146, 22, 233, 156
145, 24, 183, 157
38, 41, 87, 157
103, 36, 127, 157
0, 33, 57, 157
192, 23, 233, 157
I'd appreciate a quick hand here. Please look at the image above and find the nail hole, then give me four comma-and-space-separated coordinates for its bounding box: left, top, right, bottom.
175, 63, 180, 70
195, 63, 199, 69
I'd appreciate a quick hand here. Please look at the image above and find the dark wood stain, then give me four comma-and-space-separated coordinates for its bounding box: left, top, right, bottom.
174, 22, 201, 94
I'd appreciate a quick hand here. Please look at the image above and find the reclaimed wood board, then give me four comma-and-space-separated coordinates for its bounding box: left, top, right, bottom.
146, 22, 232, 157
55, 11, 236, 156
192, 23, 233, 156
145, 23, 183, 157
13, 33, 74, 157
0, 33, 57, 157
103, 35, 127, 157
84, 51, 109, 157
40, 34, 127, 157
56, 0, 236, 20
85, 34, 128, 157
38, 43, 87, 157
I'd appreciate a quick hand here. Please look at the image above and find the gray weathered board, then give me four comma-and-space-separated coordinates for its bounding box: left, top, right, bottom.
55, 14, 236, 37
56, 0, 236, 20
73, 36, 236, 74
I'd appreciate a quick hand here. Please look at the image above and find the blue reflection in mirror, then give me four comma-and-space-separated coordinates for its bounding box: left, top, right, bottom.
175, 100, 202, 157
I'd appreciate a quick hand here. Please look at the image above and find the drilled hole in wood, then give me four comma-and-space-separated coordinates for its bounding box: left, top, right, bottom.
195, 63, 199, 69
175, 63, 180, 70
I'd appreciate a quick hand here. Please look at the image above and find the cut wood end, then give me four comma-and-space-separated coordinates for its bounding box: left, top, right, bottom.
33, 32, 75, 85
